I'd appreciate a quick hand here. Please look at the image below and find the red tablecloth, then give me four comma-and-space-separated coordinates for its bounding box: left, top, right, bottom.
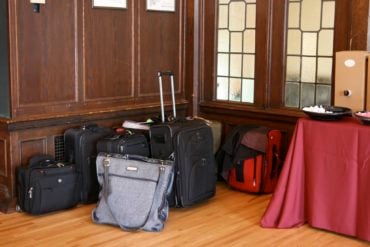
261, 117, 370, 242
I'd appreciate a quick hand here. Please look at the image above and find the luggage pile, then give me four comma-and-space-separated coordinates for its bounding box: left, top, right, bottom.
16, 71, 217, 232
216, 125, 283, 194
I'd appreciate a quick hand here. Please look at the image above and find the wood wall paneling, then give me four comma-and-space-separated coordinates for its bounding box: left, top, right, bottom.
19, 138, 47, 166
15, 0, 77, 108
138, 0, 183, 99
0, 138, 6, 176
84, 0, 134, 102
0, 0, 10, 118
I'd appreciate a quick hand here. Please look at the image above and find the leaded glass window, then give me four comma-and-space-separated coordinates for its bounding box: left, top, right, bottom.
216, 0, 256, 103
285, 0, 336, 108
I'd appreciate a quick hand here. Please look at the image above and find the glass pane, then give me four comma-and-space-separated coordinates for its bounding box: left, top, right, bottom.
317, 57, 332, 84
284, 0, 336, 108
217, 54, 229, 76
230, 78, 241, 102
218, 5, 228, 29
243, 55, 255, 78
285, 82, 300, 108
301, 57, 316, 82
316, 84, 331, 105
230, 32, 242, 53
230, 54, 242, 77
243, 30, 255, 53
300, 83, 315, 107
288, 2, 300, 28
217, 77, 229, 100
286, 56, 301, 81
246, 4, 256, 28
218, 30, 229, 52
216, 0, 256, 104
302, 33, 317, 56
301, 0, 321, 31
287, 30, 302, 55
322, 1, 335, 28
318, 30, 334, 56
229, 2, 246, 31
242, 79, 254, 103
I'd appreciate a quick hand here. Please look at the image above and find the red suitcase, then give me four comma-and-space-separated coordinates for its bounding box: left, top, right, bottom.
227, 128, 282, 193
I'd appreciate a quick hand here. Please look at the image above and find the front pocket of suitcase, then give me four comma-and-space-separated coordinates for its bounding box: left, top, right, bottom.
36, 173, 79, 214
188, 156, 216, 203
106, 174, 157, 229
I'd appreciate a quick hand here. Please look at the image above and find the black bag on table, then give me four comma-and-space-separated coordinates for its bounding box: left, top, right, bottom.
16, 155, 79, 215
64, 124, 113, 204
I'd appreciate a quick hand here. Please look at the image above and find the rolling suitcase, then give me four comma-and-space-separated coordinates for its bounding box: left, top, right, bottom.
64, 124, 113, 203
227, 127, 282, 193
16, 155, 79, 215
97, 131, 150, 157
149, 71, 216, 207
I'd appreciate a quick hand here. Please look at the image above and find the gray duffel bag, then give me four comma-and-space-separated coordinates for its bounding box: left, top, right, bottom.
92, 153, 174, 232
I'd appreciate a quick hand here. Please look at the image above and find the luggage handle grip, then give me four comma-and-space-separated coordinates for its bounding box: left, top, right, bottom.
158, 71, 176, 123
158, 71, 174, 77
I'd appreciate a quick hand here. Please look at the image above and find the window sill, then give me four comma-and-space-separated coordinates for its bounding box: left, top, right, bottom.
199, 101, 305, 124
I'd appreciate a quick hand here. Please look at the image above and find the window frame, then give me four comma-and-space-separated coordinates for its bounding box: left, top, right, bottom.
199, 0, 369, 117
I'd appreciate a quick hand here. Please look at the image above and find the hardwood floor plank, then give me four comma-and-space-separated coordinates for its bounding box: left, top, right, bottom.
0, 183, 368, 247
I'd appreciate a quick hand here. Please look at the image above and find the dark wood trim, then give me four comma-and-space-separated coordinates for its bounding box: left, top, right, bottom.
185, 0, 195, 116
199, 0, 216, 102
254, 0, 270, 107
200, 101, 300, 124
349, 0, 369, 50
0, 102, 189, 131
269, 0, 286, 108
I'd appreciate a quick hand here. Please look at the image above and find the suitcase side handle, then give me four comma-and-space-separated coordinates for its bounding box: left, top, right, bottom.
158, 71, 176, 123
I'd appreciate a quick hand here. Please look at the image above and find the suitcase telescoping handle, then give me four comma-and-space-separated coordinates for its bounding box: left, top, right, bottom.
158, 71, 176, 123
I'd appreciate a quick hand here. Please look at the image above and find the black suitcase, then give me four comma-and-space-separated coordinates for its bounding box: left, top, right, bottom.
150, 71, 216, 207
64, 124, 113, 203
16, 155, 79, 215
97, 131, 150, 157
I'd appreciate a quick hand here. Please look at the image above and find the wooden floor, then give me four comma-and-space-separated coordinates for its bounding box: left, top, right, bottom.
0, 183, 368, 247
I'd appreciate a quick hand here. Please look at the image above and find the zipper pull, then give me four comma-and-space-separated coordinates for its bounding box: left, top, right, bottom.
103, 158, 110, 168
160, 160, 165, 172
28, 187, 33, 199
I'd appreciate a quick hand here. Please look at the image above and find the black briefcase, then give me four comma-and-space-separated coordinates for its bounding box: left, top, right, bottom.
17, 155, 80, 215
97, 131, 150, 157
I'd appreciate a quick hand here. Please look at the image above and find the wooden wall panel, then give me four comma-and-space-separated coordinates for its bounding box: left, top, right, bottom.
0, 139, 6, 176
19, 138, 47, 166
138, 0, 183, 98
15, 0, 77, 107
83, 0, 134, 101
0, 1, 10, 118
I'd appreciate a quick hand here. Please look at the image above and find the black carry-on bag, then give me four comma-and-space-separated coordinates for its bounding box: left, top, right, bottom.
64, 124, 113, 204
97, 131, 150, 157
16, 155, 79, 215
149, 71, 216, 207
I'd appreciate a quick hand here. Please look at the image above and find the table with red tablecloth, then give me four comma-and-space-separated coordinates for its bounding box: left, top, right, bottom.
260, 117, 370, 242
